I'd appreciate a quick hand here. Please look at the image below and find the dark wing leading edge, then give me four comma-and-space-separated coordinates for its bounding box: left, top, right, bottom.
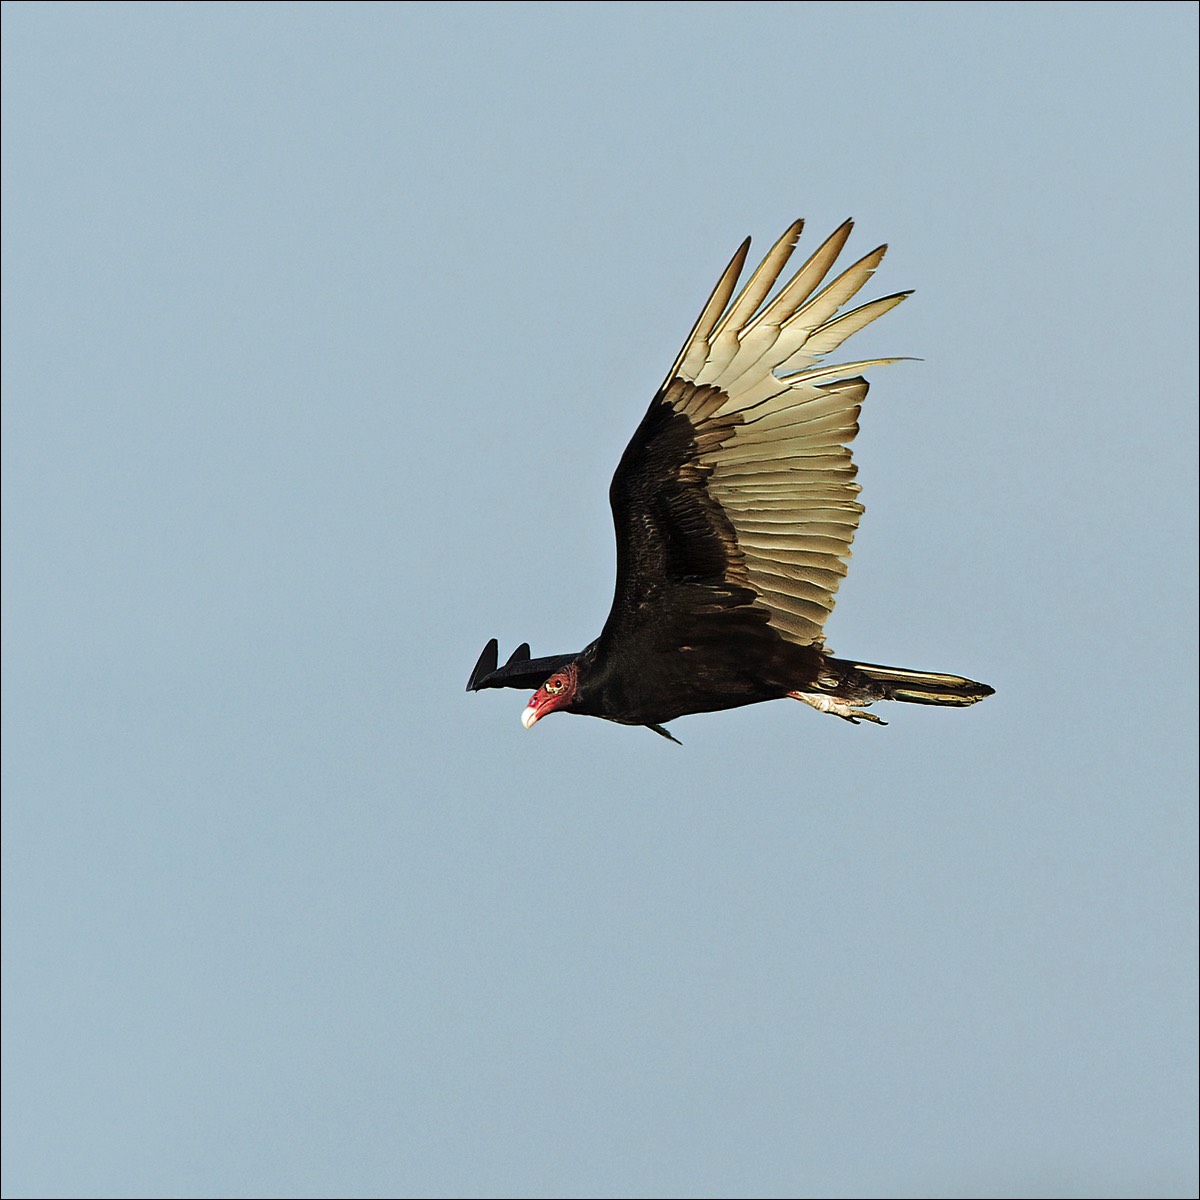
465, 639, 578, 692
598, 220, 909, 667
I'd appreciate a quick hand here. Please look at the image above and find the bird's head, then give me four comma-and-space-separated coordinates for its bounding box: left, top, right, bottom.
521, 662, 579, 730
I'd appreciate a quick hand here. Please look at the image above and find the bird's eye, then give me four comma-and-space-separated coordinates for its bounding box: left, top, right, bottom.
546, 676, 564, 694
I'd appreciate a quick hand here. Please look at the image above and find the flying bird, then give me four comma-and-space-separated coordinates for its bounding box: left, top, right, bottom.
467, 219, 993, 741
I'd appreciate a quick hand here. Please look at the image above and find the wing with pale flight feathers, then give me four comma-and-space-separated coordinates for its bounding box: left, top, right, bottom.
600, 220, 909, 660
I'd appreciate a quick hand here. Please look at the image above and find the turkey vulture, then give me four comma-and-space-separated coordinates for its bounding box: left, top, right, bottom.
467, 219, 993, 741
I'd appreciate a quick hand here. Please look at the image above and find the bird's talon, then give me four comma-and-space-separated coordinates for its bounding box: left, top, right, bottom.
789, 691, 886, 726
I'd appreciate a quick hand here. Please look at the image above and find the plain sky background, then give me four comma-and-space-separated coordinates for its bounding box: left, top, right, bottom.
3, 3, 1197, 1198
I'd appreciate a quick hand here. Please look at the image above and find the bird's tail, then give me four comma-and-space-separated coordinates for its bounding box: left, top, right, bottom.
844, 660, 994, 707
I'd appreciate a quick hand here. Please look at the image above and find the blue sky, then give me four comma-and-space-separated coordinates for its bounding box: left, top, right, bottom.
3, 3, 1197, 1197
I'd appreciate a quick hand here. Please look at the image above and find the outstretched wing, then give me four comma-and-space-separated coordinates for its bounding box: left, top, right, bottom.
465, 639, 577, 692
599, 220, 908, 662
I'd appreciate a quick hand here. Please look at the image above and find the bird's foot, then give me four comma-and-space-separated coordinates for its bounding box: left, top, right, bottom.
788, 691, 887, 725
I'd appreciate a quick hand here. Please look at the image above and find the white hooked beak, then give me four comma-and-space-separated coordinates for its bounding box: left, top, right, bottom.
520, 705, 539, 730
